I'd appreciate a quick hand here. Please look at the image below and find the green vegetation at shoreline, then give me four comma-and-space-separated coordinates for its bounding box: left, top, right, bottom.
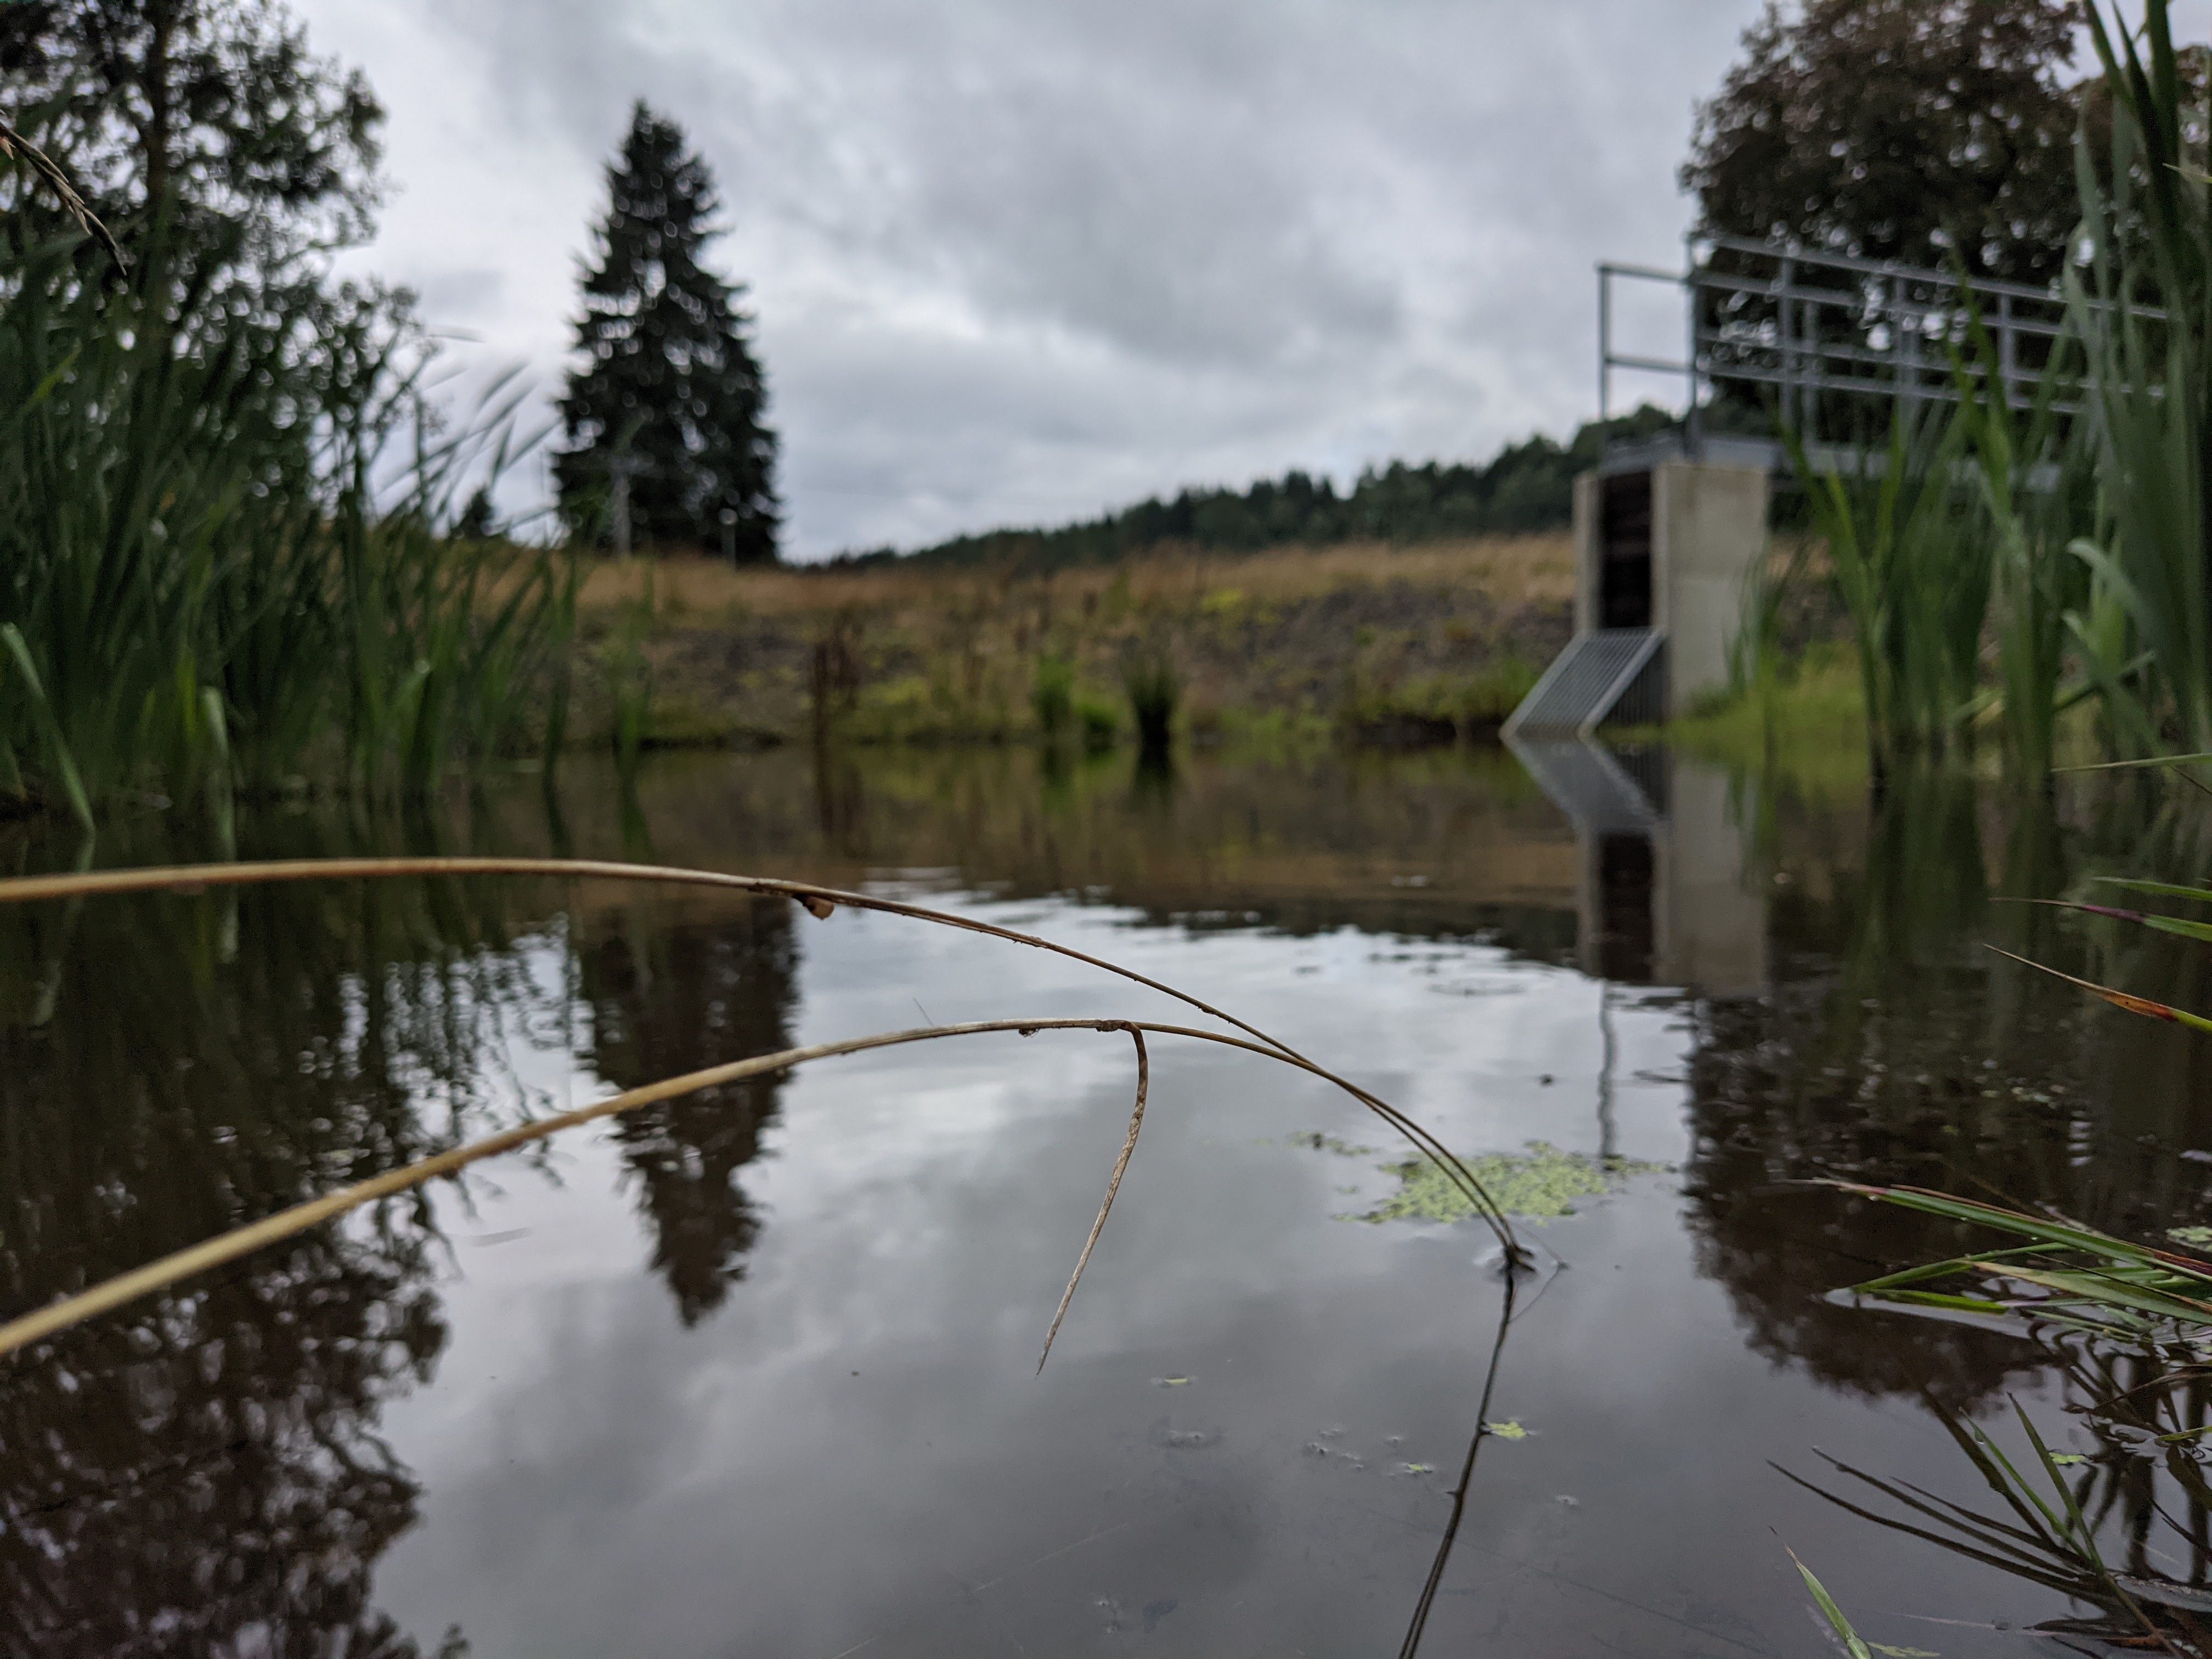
571, 537, 1574, 754
1646, 645, 1870, 802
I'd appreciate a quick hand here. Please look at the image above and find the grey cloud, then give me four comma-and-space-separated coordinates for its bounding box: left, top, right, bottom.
411, 265, 508, 325
300, 0, 1769, 557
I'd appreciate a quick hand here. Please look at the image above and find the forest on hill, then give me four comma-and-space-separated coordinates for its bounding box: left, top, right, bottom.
839, 404, 1680, 571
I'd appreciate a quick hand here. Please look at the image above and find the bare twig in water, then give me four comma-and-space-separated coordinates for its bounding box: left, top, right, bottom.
1040, 1025, 1149, 1373
0, 114, 127, 270
0, 857, 1524, 1264
1398, 1260, 1521, 1657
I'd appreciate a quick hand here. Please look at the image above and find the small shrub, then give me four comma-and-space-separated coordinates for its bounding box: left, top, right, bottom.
1075, 692, 1121, 751
1032, 652, 1075, 740
1122, 657, 1181, 755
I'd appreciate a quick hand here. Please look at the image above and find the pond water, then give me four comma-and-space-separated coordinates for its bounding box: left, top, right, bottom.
4, 743, 2211, 1656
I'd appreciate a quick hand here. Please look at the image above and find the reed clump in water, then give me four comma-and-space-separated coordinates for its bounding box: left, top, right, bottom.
1766, 0, 2212, 782
1807, 837, 2212, 1652
0, 179, 575, 827
1122, 654, 1181, 757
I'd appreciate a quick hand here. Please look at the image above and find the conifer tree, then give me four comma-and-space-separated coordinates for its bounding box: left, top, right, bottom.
556, 103, 778, 560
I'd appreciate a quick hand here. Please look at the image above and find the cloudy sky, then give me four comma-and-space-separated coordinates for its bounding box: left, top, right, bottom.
294, 1, 1790, 558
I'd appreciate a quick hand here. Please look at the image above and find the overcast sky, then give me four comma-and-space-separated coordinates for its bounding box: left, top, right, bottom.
295, 1, 1797, 558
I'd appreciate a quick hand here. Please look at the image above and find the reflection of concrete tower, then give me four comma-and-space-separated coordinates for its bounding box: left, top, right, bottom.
1510, 741, 1766, 997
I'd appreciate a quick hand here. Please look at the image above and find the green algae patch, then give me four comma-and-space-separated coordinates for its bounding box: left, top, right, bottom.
1352, 1141, 1667, 1226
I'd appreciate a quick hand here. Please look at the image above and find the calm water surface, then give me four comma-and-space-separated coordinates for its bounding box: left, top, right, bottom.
4, 745, 2210, 1656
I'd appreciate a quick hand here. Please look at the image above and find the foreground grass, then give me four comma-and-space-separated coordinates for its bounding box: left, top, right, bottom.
1654, 645, 1870, 805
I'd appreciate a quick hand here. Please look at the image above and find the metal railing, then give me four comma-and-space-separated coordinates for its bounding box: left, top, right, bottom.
1598, 235, 2155, 430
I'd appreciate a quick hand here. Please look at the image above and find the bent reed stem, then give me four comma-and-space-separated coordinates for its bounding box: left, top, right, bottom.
1040, 1026, 1149, 1374
0, 1017, 1462, 1363
0, 856, 1521, 1261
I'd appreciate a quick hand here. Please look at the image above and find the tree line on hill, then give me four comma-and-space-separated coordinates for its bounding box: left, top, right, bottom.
835, 404, 1681, 571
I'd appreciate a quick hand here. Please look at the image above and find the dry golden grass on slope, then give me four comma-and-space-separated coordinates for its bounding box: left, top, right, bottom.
574, 533, 1576, 623
552, 533, 1577, 749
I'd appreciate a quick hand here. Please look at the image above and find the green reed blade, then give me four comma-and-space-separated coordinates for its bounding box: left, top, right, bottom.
2061, 752, 2212, 772
1786, 1550, 1874, 1659
1983, 947, 2212, 1037
1855, 1288, 2019, 1316
1830, 1180, 2212, 1278
1990, 1266, 2209, 1327
2101, 878, 2212, 906
2020, 898, 2212, 945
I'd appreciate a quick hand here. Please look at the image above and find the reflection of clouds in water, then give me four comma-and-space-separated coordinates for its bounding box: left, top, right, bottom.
363, 884, 2047, 1656
781, 897, 1693, 1170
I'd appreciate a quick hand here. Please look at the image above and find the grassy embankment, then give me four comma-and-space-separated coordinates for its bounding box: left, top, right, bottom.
568, 534, 1573, 753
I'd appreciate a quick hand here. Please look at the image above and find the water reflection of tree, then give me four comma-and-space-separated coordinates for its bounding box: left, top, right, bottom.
0, 829, 565, 1657
1683, 773, 2212, 1409
583, 898, 796, 1324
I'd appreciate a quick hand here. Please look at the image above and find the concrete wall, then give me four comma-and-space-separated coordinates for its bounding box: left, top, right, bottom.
1652, 459, 1768, 712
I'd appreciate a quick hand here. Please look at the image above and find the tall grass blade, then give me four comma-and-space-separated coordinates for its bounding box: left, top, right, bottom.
0, 623, 92, 829
0, 1014, 1480, 1364
1982, 945, 2212, 1035
0, 855, 1528, 1352
1785, 1550, 1874, 1659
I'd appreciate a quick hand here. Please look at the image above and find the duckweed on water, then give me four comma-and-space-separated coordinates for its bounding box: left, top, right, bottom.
1352, 1141, 1667, 1225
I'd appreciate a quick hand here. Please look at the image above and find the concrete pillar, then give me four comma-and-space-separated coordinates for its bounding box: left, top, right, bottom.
1651, 459, 1768, 714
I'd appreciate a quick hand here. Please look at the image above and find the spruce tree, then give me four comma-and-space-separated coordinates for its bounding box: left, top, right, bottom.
557, 103, 778, 560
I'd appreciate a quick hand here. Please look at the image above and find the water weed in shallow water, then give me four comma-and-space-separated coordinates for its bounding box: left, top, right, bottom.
1352, 1141, 1667, 1224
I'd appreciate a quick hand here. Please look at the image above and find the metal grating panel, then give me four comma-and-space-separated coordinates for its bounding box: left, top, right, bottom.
1604, 637, 1667, 729
1504, 629, 1663, 738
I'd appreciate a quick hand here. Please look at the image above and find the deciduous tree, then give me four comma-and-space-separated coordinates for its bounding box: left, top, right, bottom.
1683, 0, 2084, 284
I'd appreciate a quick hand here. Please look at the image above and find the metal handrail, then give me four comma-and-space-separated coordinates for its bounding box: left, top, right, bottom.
1598, 235, 2159, 429
1697, 232, 2078, 308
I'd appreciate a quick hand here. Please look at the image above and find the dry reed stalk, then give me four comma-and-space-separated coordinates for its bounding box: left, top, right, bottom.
1039, 1026, 1147, 1373
0, 856, 1525, 1362
0, 114, 126, 269
0, 1015, 1457, 1364
0, 856, 1509, 1243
